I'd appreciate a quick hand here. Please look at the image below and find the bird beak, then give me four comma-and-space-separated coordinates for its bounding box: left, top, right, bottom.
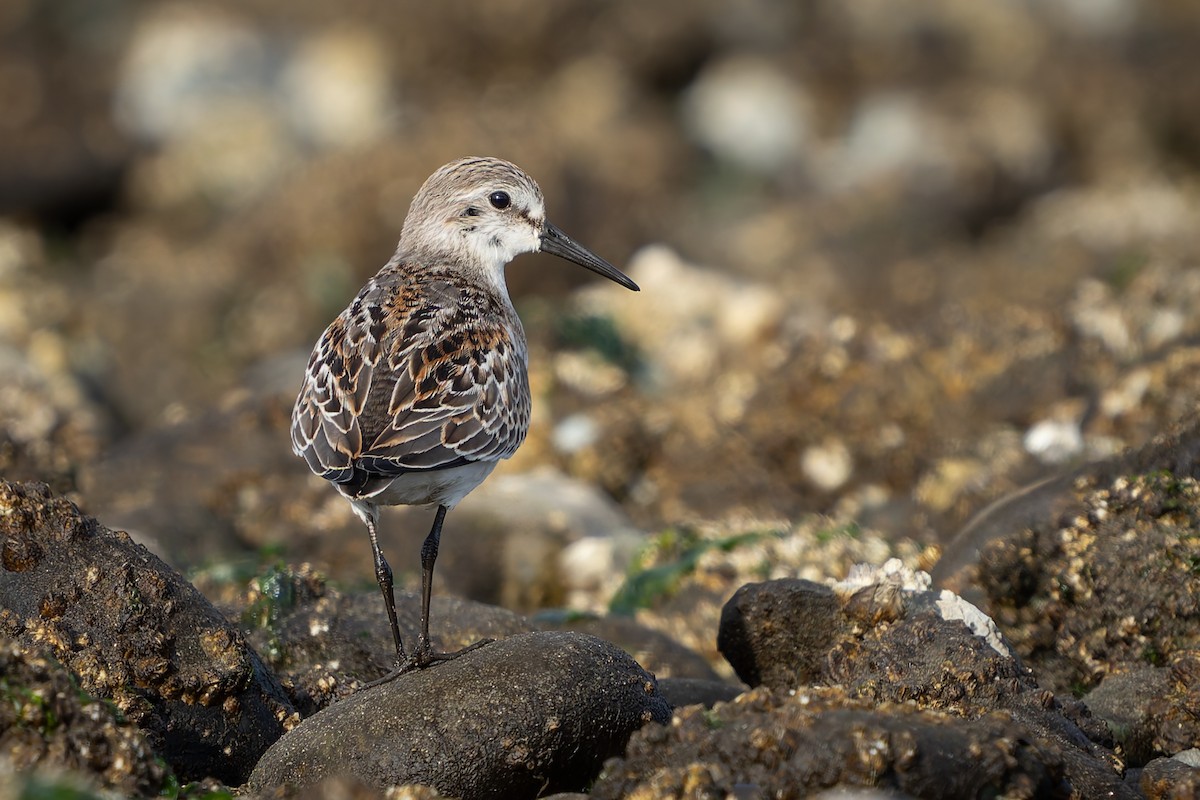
540, 222, 640, 292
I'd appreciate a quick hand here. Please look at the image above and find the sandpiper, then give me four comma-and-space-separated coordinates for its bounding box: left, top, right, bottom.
291, 157, 639, 675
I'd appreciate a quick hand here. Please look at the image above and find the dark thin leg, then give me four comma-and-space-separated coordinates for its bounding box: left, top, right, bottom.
364, 505, 493, 687
366, 515, 406, 666
414, 504, 448, 660
408, 505, 493, 668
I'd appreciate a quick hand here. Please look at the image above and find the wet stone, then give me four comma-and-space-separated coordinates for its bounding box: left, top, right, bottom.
717, 578, 850, 689
542, 611, 724, 681
0, 635, 168, 796
655, 677, 743, 709
1140, 754, 1200, 799
0, 480, 295, 784
248, 631, 671, 799
234, 565, 535, 715
591, 686, 1102, 800
1084, 667, 1170, 767
973, 469, 1200, 698
714, 573, 1130, 796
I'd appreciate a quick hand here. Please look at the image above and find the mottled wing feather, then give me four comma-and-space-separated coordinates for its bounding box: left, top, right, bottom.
291, 269, 530, 488
366, 322, 529, 467
290, 291, 386, 483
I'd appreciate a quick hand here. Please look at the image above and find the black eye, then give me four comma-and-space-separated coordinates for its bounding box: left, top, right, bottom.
488, 191, 511, 210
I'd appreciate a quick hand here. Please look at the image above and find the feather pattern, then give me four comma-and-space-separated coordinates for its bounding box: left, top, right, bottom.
291, 261, 530, 499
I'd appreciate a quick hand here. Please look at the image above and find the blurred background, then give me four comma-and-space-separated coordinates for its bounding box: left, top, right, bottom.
4, 0, 1200, 604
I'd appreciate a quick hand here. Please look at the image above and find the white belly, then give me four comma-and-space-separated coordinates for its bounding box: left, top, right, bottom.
343, 460, 499, 511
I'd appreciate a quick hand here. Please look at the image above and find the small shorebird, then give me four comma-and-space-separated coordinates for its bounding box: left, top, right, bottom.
291, 157, 639, 675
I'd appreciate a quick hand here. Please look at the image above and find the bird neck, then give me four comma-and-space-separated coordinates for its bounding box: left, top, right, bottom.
388, 239, 516, 311
400, 212, 522, 296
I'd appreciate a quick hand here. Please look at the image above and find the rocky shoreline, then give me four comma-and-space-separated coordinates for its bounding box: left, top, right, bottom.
5, 0, 1200, 797
4, 415, 1200, 799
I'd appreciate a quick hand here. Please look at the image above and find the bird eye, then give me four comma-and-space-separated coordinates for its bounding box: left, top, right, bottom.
488, 191, 511, 210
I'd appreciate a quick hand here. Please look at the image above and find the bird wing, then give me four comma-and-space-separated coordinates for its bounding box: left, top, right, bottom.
290, 273, 530, 488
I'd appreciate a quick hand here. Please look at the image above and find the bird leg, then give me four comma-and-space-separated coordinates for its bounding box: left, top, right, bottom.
363, 505, 493, 687
410, 504, 493, 668
366, 515, 406, 667
413, 504, 447, 662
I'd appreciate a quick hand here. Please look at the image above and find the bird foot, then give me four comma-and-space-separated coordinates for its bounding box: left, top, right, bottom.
410, 636, 495, 668
362, 638, 495, 688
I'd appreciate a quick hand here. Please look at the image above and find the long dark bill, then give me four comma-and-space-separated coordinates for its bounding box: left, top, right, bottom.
540, 222, 640, 292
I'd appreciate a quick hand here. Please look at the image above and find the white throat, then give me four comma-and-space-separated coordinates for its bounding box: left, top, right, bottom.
457, 215, 540, 297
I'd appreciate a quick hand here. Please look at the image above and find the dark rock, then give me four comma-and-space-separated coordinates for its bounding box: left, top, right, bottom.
933, 473, 1076, 603
656, 677, 743, 709
1144, 651, 1200, 761
935, 410, 1200, 601
1084, 667, 1170, 767
0, 635, 168, 796
248, 631, 670, 799
714, 575, 1129, 795
970, 470, 1200, 697
835, 604, 1123, 796
235, 564, 534, 715
1140, 754, 1200, 800
717, 578, 850, 689
590, 686, 1126, 799
0, 480, 295, 784
825, 597, 1034, 707
0, 5, 133, 223
245, 773, 423, 800
541, 611, 724, 681
825, 598, 1129, 796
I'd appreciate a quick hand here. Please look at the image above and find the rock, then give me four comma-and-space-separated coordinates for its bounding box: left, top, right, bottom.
935, 410, 1200, 603
598, 519, 925, 676
823, 580, 1128, 782
0, 223, 113, 493
932, 473, 1076, 603
235, 565, 535, 715
0, 5, 132, 221
248, 631, 671, 798
717, 578, 849, 689
255, 774, 438, 800
800, 438, 855, 492
577, 245, 786, 387
280, 28, 397, 149
77, 392, 308, 570
114, 5, 270, 145
590, 686, 1135, 799
655, 677, 742, 709
1141, 754, 1200, 799
1144, 651, 1200, 762
1024, 415, 1085, 464
712, 570, 1129, 795
1083, 667, 1170, 767
540, 612, 723, 681
0, 636, 168, 796
446, 466, 645, 612
0, 481, 295, 784
969, 469, 1200, 697
823, 92, 944, 192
